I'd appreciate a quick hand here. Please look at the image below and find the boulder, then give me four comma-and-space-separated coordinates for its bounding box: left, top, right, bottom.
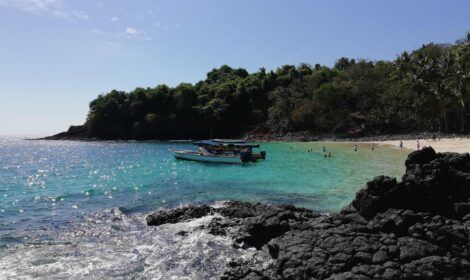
145, 148, 470, 279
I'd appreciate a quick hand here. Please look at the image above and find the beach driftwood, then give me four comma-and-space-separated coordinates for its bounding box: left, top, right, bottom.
147, 147, 470, 279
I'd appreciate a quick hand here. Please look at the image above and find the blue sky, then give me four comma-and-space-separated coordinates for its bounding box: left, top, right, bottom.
1, 0, 470, 136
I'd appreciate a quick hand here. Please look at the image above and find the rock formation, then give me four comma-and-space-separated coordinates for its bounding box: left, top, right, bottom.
146, 147, 470, 279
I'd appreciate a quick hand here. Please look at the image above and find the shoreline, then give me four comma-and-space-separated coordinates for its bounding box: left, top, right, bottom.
368, 138, 470, 153
32, 133, 470, 153
146, 148, 470, 279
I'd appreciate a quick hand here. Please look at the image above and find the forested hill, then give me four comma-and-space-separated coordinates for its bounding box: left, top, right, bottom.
49, 33, 470, 140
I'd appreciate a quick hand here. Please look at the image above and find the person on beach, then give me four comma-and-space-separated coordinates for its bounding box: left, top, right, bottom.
354, 144, 358, 152
417, 140, 420, 150
399, 141, 403, 150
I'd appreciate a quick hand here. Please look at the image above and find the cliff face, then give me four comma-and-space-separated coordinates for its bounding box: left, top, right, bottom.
147, 147, 470, 279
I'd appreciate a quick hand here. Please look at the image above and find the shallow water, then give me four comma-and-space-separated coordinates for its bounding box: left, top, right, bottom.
0, 138, 409, 278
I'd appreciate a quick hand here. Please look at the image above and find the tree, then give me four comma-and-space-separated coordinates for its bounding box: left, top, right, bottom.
72, 32, 470, 140
449, 33, 470, 132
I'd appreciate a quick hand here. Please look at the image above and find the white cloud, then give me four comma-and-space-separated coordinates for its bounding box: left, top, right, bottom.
125, 27, 139, 35
0, 0, 63, 14
110, 16, 118, 22
0, 0, 88, 21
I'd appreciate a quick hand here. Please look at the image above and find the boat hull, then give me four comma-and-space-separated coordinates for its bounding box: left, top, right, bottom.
173, 150, 243, 164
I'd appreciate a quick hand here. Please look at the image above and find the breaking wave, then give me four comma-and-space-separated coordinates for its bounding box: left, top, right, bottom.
0, 207, 268, 279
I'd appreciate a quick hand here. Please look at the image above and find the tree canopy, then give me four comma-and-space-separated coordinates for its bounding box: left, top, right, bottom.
77, 33, 470, 140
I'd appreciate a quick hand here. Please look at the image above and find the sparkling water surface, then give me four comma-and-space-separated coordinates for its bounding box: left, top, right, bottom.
0, 138, 409, 279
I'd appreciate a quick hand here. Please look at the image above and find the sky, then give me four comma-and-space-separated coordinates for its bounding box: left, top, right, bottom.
1, 0, 470, 136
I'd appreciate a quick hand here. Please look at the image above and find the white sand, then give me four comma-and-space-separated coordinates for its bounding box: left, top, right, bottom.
372, 138, 470, 153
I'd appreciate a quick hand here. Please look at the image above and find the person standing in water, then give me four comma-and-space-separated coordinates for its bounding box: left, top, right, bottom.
399, 140, 403, 150
354, 144, 358, 152
371, 143, 375, 151
323, 146, 326, 153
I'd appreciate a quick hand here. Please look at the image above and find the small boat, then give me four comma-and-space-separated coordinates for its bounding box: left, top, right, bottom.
172, 139, 266, 164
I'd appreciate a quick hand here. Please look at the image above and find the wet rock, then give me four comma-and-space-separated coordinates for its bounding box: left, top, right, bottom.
145, 148, 470, 279
146, 205, 211, 226
176, 230, 188, 236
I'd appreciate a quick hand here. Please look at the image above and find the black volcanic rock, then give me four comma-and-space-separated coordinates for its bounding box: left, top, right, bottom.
146, 148, 470, 279
146, 205, 212, 226
352, 147, 470, 220
405, 146, 438, 167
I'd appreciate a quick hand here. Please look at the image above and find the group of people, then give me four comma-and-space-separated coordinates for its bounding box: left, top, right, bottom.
353, 143, 375, 152
296, 135, 438, 155
297, 146, 333, 158
301, 144, 377, 156
322, 146, 332, 158
398, 139, 425, 150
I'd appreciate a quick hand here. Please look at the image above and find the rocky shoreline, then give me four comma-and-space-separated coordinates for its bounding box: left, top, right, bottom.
40, 128, 470, 144
146, 147, 470, 279
246, 131, 470, 143
38, 123, 469, 143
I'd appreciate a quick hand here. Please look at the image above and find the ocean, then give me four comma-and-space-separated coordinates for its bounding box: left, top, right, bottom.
0, 138, 408, 279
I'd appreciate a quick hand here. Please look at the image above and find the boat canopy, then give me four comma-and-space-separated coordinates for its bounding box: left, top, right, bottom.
193, 139, 260, 148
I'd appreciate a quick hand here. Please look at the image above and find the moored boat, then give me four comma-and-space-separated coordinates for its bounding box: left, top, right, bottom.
171, 139, 266, 164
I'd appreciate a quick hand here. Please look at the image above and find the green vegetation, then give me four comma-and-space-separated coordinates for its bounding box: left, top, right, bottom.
77, 33, 470, 140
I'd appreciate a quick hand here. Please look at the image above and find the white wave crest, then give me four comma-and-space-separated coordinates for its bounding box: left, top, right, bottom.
0, 208, 268, 279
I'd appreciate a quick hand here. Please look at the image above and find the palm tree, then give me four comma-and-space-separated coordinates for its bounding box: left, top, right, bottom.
450, 32, 470, 132
398, 48, 454, 131
428, 50, 454, 132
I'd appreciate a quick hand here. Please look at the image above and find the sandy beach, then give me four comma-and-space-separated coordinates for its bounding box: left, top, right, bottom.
374, 137, 470, 153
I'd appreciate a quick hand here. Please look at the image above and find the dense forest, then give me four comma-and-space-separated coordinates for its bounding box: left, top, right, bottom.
56, 33, 470, 140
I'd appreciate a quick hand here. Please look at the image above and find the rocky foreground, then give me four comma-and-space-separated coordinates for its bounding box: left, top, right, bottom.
146, 147, 470, 279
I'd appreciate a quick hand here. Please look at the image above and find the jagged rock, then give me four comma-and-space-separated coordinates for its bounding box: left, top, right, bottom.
146, 205, 212, 226
352, 147, 470, 220
405, 146, 438, 168
145, 148, 470, 279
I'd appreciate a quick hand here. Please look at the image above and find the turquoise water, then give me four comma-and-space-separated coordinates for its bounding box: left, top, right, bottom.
0, 138, 409, 278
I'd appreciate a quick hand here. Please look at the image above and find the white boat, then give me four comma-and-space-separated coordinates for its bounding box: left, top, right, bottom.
171, 140, 266, 164
172, 149, 244, 164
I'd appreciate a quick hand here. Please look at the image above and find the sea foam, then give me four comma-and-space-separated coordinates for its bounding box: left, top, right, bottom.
0, 208, 265, 279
